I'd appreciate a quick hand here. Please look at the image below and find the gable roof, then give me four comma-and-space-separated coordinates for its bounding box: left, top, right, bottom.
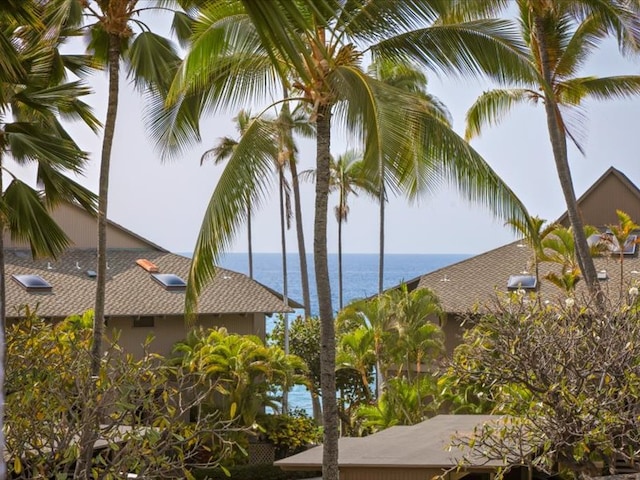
6, 249, 296, 318
403, 167, 640, 314
556, 167, 640, 227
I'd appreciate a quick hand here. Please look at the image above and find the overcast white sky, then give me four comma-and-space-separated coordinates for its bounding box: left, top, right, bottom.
9, 14, 640, 256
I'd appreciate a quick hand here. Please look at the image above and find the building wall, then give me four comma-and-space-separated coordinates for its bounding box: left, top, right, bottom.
340, 467, 443, 480
3, 202, 153, 250
561, 174, 640, 227
441, 313, 465, 356
108, 313, 264, 358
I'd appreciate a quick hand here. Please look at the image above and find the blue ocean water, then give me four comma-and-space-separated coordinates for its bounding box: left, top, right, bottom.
216, 252, 470, 414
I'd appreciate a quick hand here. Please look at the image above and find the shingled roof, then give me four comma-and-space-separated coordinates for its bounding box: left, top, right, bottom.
276, 415, 509, 471
403, 167, 640, 314
6, 249, 296, 319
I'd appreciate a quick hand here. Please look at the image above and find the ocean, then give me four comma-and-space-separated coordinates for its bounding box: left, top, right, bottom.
216, 252, 471, 414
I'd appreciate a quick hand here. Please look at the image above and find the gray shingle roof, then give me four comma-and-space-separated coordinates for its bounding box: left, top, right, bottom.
413, 240, 640, 313
275, 414, 508, 470
6, 249, 295, 318
403, 167, 640, 314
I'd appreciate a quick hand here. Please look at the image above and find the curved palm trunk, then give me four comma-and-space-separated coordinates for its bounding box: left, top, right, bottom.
77, 32, 120, 479
338, 216, 343, 311
533, 18, 601, 306
289, 158, 312, 318
278, 168, 289, 414
92, 34, 120, 374
315, 104, 338, 480
378, 162, 385, 295
0, 168, 6, 480
247, 202, 253, 279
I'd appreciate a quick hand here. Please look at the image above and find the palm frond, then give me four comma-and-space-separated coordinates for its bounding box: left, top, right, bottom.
373, 20, 536, 86
557, 75, 640, 104
185, 115, 279, 316
465, 88, 541, 140
4, 179, 70, 259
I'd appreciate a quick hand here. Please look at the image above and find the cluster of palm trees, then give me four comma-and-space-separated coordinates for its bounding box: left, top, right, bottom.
4, 1, 640, 479
336, 285, 445, 432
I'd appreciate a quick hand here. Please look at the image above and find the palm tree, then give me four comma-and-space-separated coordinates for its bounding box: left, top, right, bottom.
201, 110, 256, 278
159, 3, 532, 478
0, 2, 99, 477
605, 210, 640, 299
387, 286, 444, 379
64, 0, 189, 379
466, 1, 640, 304
337, 295, 397, 400
329, 150, 377, 310
506, 215, 557, 285
61, 2, 189, 476
367, 59, 452, 294
173, 327, 306, 424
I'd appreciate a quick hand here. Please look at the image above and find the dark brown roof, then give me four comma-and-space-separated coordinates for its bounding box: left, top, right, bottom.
275, 414, 509, 470
6, 249, 296, 318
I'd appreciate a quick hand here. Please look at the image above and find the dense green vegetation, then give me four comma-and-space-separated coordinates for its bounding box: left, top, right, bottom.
4, 1, 640, 479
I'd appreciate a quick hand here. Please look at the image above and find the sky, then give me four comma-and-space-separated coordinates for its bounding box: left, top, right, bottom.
8, 10, 640, 256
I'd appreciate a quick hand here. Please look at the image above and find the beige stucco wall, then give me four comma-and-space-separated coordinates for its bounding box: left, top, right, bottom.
108, 313, 265, 358
560, 173, 640, 228
3, 202, 154, 250
340, 467, 445, 480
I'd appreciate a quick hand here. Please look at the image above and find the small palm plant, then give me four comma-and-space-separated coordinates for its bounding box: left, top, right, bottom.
604, 210, 640, 299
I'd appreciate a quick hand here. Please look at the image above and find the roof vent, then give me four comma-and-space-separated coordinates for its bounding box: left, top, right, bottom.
507, 274, 537, 291
597, 270, 608, 281
12, 274, 52, 292
136, 259, 159, 272
86, 270, 97, 278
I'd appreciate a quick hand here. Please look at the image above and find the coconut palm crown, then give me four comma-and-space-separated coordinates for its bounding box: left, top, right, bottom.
465, 0, 640, 301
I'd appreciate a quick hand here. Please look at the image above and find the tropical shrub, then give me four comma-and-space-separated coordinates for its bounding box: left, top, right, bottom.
447, 292, 640, 478
258, 410, 322, 459
173, 327, 308, 426
6, 310, 239, 479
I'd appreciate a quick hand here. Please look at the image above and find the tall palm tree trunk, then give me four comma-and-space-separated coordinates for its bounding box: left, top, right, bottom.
289, 158, 312, 318
278, 168, 289, 414
91, 33, 120, 376
533, 18, 601, 304
77, 32, 120, 480
338, 215, 343, 311
290, 158, 321, 422
0, 167, 6, 480
378, 162, 385, 295
315, 104, 339, 480
247, 202, 253, 279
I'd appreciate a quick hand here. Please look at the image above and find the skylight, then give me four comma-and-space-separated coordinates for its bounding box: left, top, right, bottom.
507, 274, 537, 291
151, 273, 187, 291
12, 274, 52, 292
612, 235, 638, 256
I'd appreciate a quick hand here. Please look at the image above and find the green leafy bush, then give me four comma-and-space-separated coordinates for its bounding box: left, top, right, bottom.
257, 411, 321, 459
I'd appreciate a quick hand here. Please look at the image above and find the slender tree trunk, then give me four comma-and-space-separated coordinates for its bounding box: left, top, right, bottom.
0, 167, 7, 480
92, 34, 119, 375
533, 17, 601, 304
315, 104, 338, 480
247, 201, 253, 279
78, 32, 120, 479
279, 168, 289, 414
378, 161, 385, 295
338, 216, 343, 311
290, 158, 312, 318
